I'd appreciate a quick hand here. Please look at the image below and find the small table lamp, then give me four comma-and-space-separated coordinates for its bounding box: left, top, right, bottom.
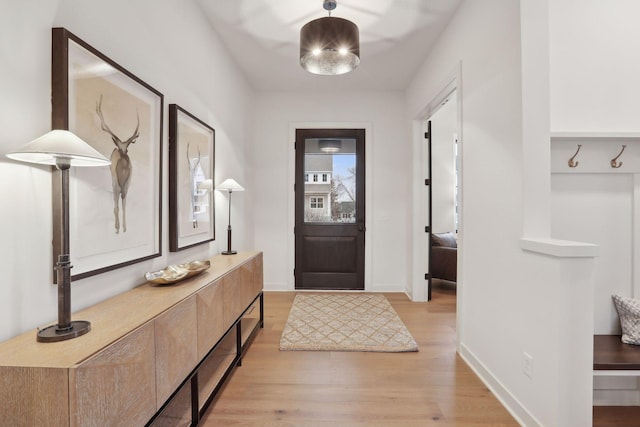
7, 129, 111, 342
216, 178, 244, 255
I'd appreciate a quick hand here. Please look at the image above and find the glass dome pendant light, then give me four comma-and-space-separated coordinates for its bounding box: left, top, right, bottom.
300, 0, 360, 75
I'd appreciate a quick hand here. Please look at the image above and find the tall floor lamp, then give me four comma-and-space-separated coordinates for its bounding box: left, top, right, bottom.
216, 178, 244, 255
7, 130, 111, 342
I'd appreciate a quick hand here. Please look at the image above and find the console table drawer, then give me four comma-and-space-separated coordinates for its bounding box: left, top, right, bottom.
196, 278, 225, 360
0, 366, 69, 426
155, 295, 198, 407
223, 254, 262, 326
69, 322, 156, 427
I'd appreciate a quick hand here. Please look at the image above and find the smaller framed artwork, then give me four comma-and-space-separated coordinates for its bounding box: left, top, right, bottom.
169, 104, 216, 251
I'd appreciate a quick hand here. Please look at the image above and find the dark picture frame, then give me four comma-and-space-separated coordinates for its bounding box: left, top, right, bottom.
168, 104, 216, 251
51, 27, 163, 281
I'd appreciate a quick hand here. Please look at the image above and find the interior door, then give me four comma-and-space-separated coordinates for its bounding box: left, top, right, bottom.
295, 128, 365, 290
425, 120, 433, 300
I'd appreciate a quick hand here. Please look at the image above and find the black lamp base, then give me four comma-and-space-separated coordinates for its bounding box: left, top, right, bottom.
222, 225, 236, 255
37, 320, 91, 343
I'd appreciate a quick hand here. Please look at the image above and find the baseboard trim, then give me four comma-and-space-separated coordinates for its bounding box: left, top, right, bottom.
459, 343, 541, 427
263, 282, 290, 292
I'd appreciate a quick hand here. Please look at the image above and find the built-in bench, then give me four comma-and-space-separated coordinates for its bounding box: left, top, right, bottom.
593, 336, 640, 425
594, 335, 640, 376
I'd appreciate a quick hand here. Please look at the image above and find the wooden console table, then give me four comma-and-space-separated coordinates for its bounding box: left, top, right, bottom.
0, 251, 263, 427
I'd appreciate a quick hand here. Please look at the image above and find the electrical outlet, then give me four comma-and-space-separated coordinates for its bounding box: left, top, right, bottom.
523, 352, 534, 378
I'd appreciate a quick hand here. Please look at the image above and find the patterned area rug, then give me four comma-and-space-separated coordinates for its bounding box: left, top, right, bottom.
279, 294, 418, 352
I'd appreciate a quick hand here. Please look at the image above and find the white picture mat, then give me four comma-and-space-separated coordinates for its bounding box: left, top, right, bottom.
66, 39, 161, 275
176, 113, 214, 244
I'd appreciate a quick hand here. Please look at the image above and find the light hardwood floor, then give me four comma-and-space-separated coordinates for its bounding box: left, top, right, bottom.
200, 285, 519, 426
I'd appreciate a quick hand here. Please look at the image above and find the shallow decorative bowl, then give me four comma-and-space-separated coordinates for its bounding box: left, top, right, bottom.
145, 260, 211, 285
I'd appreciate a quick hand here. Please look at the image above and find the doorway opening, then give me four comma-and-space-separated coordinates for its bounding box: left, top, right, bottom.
294, 128, 366, 290
426, 89, 460, 301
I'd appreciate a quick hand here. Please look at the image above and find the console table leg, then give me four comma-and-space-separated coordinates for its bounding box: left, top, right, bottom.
260, 292, 264, 329
191, 375, 200, 426
236, 323, 243, 367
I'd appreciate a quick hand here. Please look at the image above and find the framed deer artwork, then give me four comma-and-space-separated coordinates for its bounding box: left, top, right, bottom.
168, 105, 215, 251
51, 27, 163, 281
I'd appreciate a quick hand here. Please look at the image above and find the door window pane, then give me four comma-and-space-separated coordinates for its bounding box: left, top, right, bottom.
304, 138, 356, 223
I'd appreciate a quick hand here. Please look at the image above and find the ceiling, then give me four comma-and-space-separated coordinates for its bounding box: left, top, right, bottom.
196, 0, 462, 92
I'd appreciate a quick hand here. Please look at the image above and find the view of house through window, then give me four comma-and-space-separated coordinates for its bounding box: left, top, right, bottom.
304, 138, 356, 223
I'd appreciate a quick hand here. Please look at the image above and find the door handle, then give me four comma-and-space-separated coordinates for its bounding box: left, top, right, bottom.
358, 219, 366, 232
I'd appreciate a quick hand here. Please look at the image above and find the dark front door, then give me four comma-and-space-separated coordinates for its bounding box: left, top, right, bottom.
295, 128, 365, 290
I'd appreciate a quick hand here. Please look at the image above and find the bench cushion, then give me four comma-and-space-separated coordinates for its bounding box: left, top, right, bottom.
613, 294, 640, 345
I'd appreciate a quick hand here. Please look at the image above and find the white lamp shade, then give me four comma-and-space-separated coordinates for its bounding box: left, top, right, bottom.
216, 178, 245, 192
6, 129, 111, 167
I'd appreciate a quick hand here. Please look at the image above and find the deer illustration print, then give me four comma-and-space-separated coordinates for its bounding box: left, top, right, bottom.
96, 94, 140, 233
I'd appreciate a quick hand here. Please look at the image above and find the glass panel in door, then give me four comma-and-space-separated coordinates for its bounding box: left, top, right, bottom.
304, 138, 356, 223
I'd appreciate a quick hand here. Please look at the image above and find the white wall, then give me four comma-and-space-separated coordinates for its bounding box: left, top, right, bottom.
549, 0, 640, 133
252, 91, 411, 293
552, 173, 633, 335
0, 0, 254, 342
407, 0, 594, 425
549, 0, 640, 408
